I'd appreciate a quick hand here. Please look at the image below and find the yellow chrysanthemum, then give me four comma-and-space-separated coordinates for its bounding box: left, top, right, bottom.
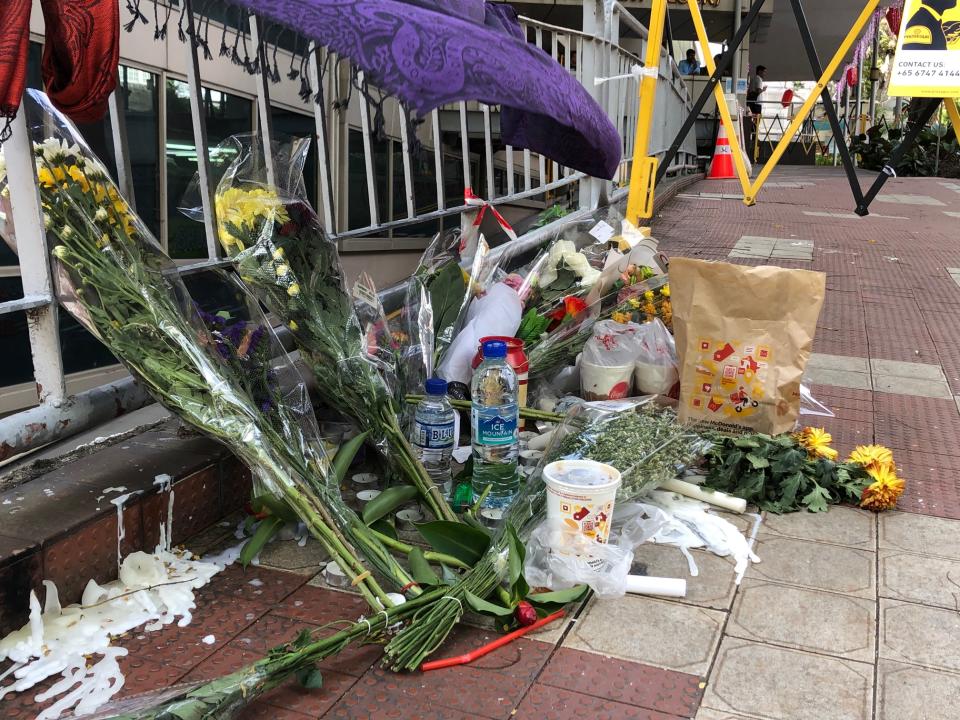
37, 166, 67, 188
215, 187, 290, 235
288, 320, 299, 331
660, 284, 670, 298
611, 311, 631, 324
287, 283, 300, 297
643, 290, 655, 302
628, 297, 640, 309
847, 445, 895, 473
794, 427, 838, 461
860, 464, 905, 512
67, 165, 90, 193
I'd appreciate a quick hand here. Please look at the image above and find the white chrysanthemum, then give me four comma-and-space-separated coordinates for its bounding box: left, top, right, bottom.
94, 207, 109, 222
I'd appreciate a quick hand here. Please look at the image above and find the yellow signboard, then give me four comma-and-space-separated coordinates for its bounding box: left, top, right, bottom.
888, 0, 960, 96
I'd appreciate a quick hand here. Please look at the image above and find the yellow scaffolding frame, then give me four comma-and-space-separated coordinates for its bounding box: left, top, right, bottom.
625, 0, 881, 222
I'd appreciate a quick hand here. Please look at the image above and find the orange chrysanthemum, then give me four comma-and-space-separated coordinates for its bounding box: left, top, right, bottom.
794, 427, 838, 461
847, 445, 895, 473
860, 463, 905, 512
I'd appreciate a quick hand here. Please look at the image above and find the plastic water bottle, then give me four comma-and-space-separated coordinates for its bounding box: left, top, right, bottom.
471, 339, 519, 508
412, 377, 456, 496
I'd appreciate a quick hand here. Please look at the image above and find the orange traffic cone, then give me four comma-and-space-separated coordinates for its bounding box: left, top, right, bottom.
707, 123, 736, 180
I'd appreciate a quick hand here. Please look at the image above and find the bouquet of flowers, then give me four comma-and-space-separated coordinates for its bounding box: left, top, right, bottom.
208, 135, 456, 522
5, 92, 412, 613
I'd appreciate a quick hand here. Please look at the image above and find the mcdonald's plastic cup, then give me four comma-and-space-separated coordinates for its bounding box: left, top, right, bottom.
543, 460, 621, 545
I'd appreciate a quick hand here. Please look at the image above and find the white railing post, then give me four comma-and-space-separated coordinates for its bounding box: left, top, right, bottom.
183, 0, 220, 259
308, 43, 336, 234
249, 14, 277, 187
579, 0, 605, 210
6, 107, 66, 406
108, 78, 137, 211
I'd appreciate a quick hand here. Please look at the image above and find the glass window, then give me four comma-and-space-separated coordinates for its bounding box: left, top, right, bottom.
165, 79, 252, 258
270, 108, 318, 208
392, 143, 442, 238
347, 128, 388, 231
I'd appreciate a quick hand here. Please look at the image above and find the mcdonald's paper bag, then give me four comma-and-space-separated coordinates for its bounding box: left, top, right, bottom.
670, 258, 826, 434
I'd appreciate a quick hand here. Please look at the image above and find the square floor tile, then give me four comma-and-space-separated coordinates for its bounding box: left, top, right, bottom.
879, 512, 960, 560
727, 579, 876, 662
701, 637, 873, 720
871, 359, 948, 381
879, 549, 960, 610
808, 354, 871, 373
803, 367, 872, 391
880, 598, 960, 673
759, 506, 876, 550
630, 542, 738, 610
256, 537, 330, 575
746, 536, 876, 599
564, 595, 724, 675
877, 659, 960, 720
872, 375, 953, 399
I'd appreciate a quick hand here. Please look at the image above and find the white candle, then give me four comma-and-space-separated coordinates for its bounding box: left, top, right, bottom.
396, 507, 424, 531
479, 508, 505, 528
356, 489, 381, 504
624, 574, 687, 598
659, 478, 747, 513
323, 560, 350, 588
352, 472, 380, 487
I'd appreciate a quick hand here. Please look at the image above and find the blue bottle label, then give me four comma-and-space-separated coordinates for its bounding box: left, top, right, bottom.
414, 420, 455, 449
472, 403, 518, 446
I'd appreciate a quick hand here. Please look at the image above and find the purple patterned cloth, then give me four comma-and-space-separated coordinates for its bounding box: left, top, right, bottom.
224, 0, 622, 179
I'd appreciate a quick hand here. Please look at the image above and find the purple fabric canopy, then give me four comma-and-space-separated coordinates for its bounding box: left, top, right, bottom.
224, 0, 622, 179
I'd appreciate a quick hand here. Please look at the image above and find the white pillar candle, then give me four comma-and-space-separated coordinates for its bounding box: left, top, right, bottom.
659, 478, 747, 514
624, 574, 687, 598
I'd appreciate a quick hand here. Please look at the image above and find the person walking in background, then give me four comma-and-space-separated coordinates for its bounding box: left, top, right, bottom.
679, 49, 700, 75
747, 65, 767, 115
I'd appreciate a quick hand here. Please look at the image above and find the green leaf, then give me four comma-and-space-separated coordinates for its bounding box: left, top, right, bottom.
370, 518, 398, 541
464, 589, 515, 617
415, 520, 491, 566
527, 585, 588, 605
408, 547, 442, 586
746, 453, 770, 470
239, 516, 283, 567
440, 563, 460, 584
295, 666, 324, 689
778, 472, 803, 509
331, 431, 369, 485
802, 484, 831, 513
429, 262, 467, 343
362, 485, 419, 525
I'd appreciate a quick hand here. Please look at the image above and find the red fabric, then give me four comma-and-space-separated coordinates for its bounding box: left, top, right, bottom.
0, 0, 119, 136
885, 6, 903, 37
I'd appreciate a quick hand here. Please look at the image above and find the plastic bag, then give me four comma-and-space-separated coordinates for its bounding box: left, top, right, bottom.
540, 399, 709, 502
524, 522, 634, 598
799, 383, 835, 418
581, 320, 643, 401
633, 319, 679, 396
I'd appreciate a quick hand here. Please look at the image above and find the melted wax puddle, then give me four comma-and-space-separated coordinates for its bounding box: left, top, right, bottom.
0, 473, 243, 719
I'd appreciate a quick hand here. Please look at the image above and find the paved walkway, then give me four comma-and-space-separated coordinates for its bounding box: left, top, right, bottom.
5, 166, 960, 720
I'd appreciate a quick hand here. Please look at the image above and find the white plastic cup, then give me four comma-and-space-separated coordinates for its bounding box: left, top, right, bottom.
633, 361, 679, 396
580, 360, 633, 401
543, 460, 622, 544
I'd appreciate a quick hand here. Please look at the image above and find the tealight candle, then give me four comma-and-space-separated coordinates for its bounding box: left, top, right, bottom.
395, 507, 424, 531
323, 560, 350, 588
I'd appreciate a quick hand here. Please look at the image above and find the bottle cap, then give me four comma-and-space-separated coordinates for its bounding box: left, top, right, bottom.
482, 339, 507, 358
425, 377, 448, 395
